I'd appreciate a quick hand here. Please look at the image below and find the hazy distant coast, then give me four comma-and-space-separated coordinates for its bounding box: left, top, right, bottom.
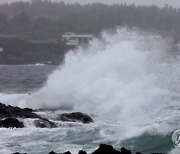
0, 37, 73, 65
0, 1, 180, 42
1, 1, 180, 64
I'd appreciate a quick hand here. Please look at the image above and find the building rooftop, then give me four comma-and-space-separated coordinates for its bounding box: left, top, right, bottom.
62, 32, 93, 38
62, 32, 93, 46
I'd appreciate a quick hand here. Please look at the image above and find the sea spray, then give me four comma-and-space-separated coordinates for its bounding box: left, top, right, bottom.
1, 28, 180, 123
26, 28, 180, 116
1, 28, 180, 153
27, 28, 180, 142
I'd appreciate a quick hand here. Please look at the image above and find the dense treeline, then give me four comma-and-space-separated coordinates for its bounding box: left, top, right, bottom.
0, 0, 180, 42
0, 38, 72, 64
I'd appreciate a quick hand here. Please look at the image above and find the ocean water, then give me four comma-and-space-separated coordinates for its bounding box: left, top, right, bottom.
0, 64, 56, 94
0, 28, 180, 154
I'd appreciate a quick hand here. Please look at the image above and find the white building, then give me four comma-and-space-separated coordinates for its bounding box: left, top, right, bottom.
62, 32, 93, 46
0, 47, 3, 53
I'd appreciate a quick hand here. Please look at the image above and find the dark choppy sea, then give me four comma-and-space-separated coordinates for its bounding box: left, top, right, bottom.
0, 64, 56, 94
0, 63, 177, 154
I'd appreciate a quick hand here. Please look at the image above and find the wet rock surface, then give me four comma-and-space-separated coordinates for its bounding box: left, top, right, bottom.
0, 102, 56, 128
0, 102, 41, 119
0, 103, 94, 128
12, 153, 27, 154
58, 112, 93, 124
47, 144, 143, 154
34, 118, 56, 128
78, 150, 87, 154
92, 144, 120, 154
49, 152, 58, 154
0, 117, 24, 128
0, 104, 162, 154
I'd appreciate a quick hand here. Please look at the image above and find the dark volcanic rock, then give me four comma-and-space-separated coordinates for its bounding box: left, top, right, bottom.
13, 153, 26, 154
63, 151, 71, 154
13, 144, 147, 154
34, 119, 56, 128
78, 150, 87, 154
0, 102, 57, 128
13, 152, 27, 154
49, 151, 58, 154
121, 147, 131, 154
0, 118, 24, 128
58, 112, 93, 124
0, 102, 41, 119
92, 144, 121, 154
91, 144, 139, 154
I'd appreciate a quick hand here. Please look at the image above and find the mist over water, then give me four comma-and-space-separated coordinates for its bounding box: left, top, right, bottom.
2, 28, 180, 119
1, 28, 180, 153
27, 28, 180, 116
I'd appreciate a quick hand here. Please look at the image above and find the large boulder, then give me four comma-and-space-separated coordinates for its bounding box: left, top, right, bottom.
58, 112, 93, 124
63, 152, 71, 154
92, 144, 121, 154
0, 103, 57, 128
0, 118, 24, 128
34, 119, 56, 128
91, 144, 137, 154
49, 151, 58, 154
121, 147, 132, 154
78, 150, 87, 154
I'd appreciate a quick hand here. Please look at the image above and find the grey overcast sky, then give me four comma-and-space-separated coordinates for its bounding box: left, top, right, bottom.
0, 0, 180, 8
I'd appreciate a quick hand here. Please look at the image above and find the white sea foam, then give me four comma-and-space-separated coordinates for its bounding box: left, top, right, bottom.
26, 63, 46, 66
25, 29, 180, 129
0, 28, 180, 153
169, 148, 180, 154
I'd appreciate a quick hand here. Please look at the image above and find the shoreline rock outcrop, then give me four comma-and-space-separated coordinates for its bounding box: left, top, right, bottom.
0, 102, 93, 128
46, 144, 165, 154
0, 102, 41, 119
13, 144, 141, 154
0, 117, 24, 128
0, 102, 56, 128
58, 112, 93, 124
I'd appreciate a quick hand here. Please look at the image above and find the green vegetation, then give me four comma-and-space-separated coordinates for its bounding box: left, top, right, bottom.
0, 1, 180, 41
0, 38, 72, 64
0, 0, 180, 64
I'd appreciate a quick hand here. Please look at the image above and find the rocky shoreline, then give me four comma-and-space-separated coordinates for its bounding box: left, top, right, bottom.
12, 144, 166, 154
0, 102, 93, 128
0, 103, 165, 154
13, 144, 144, 154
